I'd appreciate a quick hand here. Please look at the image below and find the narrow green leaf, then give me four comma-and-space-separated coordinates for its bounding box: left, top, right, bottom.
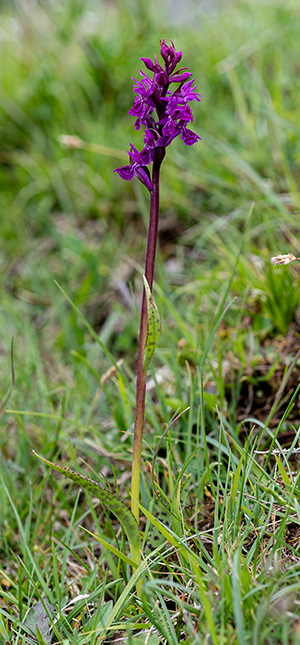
232, 550, 245, 644
80, 526, 136, 568
0, 337, 15, 416
81, 601, 113, 641
196, 574, 219, 645
231, 453, 244, 503
33, 452, 140, 563
143, 276, 161, 374
274, 454, 291, 487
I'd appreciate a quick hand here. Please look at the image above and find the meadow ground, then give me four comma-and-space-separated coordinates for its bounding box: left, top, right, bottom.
1, 0, 300, 642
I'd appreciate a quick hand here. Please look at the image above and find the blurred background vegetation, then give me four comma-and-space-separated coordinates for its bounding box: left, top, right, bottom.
1, 0, 300, 584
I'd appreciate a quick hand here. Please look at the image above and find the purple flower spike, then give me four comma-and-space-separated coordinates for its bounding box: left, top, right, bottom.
114, 39, 202, 191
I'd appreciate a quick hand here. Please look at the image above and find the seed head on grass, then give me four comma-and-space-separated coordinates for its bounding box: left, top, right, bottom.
58, 134, 85, 148
271, 253, 300, 266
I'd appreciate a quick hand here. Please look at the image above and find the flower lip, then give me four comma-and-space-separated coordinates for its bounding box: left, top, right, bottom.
180, 127, 201, 146
114, 165, 136, 181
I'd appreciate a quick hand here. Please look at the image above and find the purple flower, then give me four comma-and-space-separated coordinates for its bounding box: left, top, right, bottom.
114, 162, 153, 191
115, 39, 202, 191
180, 79, 203, 102
129, 97, 147, 120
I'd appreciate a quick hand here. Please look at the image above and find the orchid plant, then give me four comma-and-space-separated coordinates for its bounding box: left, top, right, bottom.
34, 39, 201, 589
115, 39, 201, 524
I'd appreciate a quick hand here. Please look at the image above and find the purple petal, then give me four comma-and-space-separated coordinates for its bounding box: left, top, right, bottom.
169, 71, 193, 83
180, 79, 203, 102
143, 128, 156, 147
127, 144, 143, 163
114, 165, 136, 180
180, 127, 201, 146
162, 119, 178, 137
129, 97, 147, 119
139, 147, 155, 165
178, 104, 193, 124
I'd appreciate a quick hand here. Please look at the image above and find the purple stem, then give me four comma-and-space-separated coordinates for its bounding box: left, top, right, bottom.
130, 147, 165, 522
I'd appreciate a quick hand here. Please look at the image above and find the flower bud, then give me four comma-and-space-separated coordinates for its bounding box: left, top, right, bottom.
140, 57, 156, 71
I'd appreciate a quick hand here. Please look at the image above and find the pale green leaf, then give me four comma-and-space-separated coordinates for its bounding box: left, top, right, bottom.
274, 454, 291, 487
143, 276, 161, 374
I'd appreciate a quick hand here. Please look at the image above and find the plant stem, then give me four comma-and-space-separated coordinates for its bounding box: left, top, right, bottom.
131, 148, 165, 524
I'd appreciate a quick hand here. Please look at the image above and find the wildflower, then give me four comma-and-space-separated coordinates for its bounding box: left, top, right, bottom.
114, 39, 202, 191
271, 253, 300, 266
114, 41, 201, 526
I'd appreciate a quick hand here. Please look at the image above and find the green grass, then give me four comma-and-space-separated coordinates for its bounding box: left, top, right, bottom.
1, 0, 300, 642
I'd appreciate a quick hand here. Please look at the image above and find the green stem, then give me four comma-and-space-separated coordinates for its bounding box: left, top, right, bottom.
131, 149, 165, 523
